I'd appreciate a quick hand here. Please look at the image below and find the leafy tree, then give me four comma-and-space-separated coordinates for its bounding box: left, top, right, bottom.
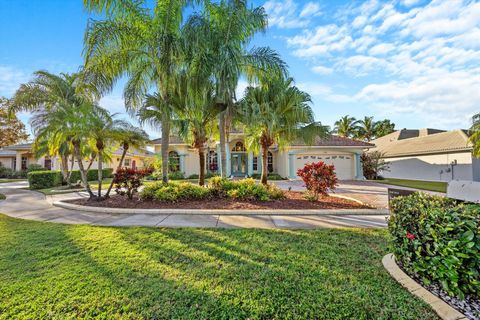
334, 115, 359, 138
83, 0, 188, 183
0, 98, 29, 148
356, 116, 378, 142
361, 151, 390, 180
240, 76, 329, 185
469, 112, 480, 158
375, 119, 395, 138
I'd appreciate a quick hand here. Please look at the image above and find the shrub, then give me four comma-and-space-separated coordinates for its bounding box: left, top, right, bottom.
113, 167, 153, 200
296, 161, 338, 201
361, 151, 390, 180
27, 170, 63, 189
140, 182, 211, 202
388, 193, 479, 299
26, 164, 45, 172
69, 168, 113, 183
250, 173, 286, 180
187, 174, 199, 179
168, 171, 185, 180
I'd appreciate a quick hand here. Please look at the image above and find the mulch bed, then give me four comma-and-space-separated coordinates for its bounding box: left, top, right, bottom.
68, 191, 371, 210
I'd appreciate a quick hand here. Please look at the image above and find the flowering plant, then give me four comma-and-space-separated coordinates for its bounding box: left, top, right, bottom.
296, 161, 338, 201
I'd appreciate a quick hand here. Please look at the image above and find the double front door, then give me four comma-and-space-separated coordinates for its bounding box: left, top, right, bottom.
231, 153, 247, 176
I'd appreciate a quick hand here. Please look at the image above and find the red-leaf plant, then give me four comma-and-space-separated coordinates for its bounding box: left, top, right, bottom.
296, 161, 338, 201
113, 167, 153, 200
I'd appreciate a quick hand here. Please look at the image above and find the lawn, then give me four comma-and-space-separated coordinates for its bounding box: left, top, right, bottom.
0, 179, 26, 183
374, 178, 447, 193
0, 214, 437, 319
33, 178, 114, 195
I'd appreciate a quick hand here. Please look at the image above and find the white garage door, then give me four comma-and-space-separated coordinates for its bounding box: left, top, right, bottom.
294, 154, 354, 180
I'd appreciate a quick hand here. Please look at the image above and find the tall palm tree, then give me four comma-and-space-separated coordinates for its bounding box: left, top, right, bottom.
83, 0, 187, 183
104, 123, 149, 198
469, 113, 480, 158
240, 77, 329, 185
183, 1, 287, 177
334, 115, 359, 138
9, 71, 95, 184
356, 116, 378, 142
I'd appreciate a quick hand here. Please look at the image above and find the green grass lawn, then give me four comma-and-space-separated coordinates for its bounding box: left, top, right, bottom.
0, 179, 26, 183
0, 214, 437, 319
374, 178, 447, 193
0, 194, 5, 200
33, 178, 114, 195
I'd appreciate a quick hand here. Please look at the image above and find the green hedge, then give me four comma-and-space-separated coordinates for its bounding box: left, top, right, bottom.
69, 168, 113, 183
388, 192, 480, 299
28, 170, 63, 189
250, 173, 286, 180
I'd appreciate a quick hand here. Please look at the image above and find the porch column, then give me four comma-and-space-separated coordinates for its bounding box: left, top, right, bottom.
288, 152, 296, 179
179, 154, 186, 175
15, 153, 22, 171
247, 151, 253, 176
216, 144, 221, 174
226, 143, 231, 177
354, 152, 363, 180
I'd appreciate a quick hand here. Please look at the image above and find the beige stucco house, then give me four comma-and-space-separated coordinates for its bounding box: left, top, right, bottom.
371, 128, 479, 182
0, 143, 155, 172
151, 132, 373, 180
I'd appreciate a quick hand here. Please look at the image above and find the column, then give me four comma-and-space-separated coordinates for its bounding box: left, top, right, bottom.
15, 152, 22, 171
288, 152, 296, 179
247, 151, 253, 176
179, 154, 186, 175
226, 144, 231, 177
216, 144, 221, 174
354, 153, 363, 180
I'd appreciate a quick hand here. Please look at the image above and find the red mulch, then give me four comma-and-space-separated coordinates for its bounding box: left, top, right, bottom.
68, 191, 370, 210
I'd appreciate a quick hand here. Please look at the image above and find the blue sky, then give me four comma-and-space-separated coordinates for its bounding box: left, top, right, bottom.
1, 0, 479, 139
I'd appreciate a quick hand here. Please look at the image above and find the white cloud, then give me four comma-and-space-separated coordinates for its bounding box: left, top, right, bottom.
263, 0, 321, 29
99, 94, 127, 114
299, 2, 322, 18
312, 65, 334, 75
0, 66, 29, 97
401, 0, 420, 7
369, 43, 395, 55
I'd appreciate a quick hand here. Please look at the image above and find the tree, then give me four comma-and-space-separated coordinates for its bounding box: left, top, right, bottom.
356, 116, 378, 142
83, 0, 188, 183
375, 119, 395, 138
469, 112, 480, 158
184, 1, 287, 178
9, 71, 95, 184
334, 115, 359, 138
0, 98, 29, 148
240, 76, 329, 185
361, 151, 390, 180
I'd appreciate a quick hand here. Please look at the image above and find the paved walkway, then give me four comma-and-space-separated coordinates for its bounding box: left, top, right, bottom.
0, 182, 389, 228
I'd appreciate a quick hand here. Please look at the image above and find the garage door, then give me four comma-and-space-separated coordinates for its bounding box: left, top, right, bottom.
294, 154, 354, 180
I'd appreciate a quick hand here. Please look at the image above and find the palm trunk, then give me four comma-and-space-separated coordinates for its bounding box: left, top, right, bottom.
261, 144, 270, 185
199, 147, 206, 186
73, 141, 95, 199
60, 154, 69, 184
66, 155, 74, 186
219, 113, 227, 178
97, 150, 103, 199
105, 143, 128, 198
161, 115, 170, 183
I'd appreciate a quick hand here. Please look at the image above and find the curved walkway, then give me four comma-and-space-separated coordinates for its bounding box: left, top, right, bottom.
0, 182, 389, 228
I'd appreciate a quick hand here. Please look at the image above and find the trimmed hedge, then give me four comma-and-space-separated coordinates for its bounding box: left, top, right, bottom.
69, 168, 113, 183
250, 173, 286, 180
28, 170, 63, 189
388, 192, 480, 299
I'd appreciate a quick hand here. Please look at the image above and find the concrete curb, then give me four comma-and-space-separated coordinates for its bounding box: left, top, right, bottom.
54, 199, 389, 216
382, 254, 468, 320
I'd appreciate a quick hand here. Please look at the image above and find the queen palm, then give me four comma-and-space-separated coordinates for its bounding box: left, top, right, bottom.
334, 115, 359, 138
469, 113, 480, 158
183, 1, 287, 178
356, 116, 378, 142
83, 0, 188, 183
240, 76, 329, 185
9, 71, 95, 184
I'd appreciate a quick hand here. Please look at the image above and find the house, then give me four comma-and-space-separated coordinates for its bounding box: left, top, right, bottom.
371, 128, 480, 182
150, 132, 373, 180
0, 143, 155, 172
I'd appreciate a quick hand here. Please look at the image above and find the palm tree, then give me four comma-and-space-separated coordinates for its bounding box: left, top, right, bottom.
469, 113, 480, 158
83, 0, 187, 183
334, 115, 359, 138
240, 76, 329, 185
104, 123, 149, 198
375, 119, 395, 138
9, 71, 95, 184
183, 1, 287, 178
356, 116, 378, 142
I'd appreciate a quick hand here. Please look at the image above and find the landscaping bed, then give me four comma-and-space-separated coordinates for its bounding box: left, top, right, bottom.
0, 214, 437, 319
68, 191, 369, 210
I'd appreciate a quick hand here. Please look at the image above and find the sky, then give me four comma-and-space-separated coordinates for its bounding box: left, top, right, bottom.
1, 0, 479, 140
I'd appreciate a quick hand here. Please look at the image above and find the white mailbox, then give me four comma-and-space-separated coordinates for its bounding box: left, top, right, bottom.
447, 180, 480, 203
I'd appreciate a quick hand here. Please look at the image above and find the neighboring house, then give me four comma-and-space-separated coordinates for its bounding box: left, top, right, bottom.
0, 143, 155, 172
371, 128, 479, 182
150, 132, 373, 180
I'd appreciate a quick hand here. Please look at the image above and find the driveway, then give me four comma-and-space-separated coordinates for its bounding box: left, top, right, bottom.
0, 182, 388, 229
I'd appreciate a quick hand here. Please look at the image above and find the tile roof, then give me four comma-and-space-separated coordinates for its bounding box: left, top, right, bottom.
150, 136, 185, 144
0, 149, 16, 157
371, 129, 472, 157
291, 135, 375, 148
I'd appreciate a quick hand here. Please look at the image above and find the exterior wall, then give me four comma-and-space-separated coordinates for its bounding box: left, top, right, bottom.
0, 157, 14, 169
381, 152, 473, 182
473, 157, 480, 182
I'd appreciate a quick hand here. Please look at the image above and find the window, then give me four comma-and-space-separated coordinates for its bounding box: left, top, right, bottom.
232, 141, 246, 152
44, 157, 52, 170
252, 156, 258, 171
21, 156, 27, 170
268, 151, 273, 173
208, 150, 218, 171
168, 151, 180, 172
124, 158, 131, 167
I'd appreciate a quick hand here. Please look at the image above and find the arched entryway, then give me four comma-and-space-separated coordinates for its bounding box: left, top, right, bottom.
231, 141, 247, 176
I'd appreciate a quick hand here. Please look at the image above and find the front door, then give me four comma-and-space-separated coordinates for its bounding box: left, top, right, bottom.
231, 153, 247, 176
